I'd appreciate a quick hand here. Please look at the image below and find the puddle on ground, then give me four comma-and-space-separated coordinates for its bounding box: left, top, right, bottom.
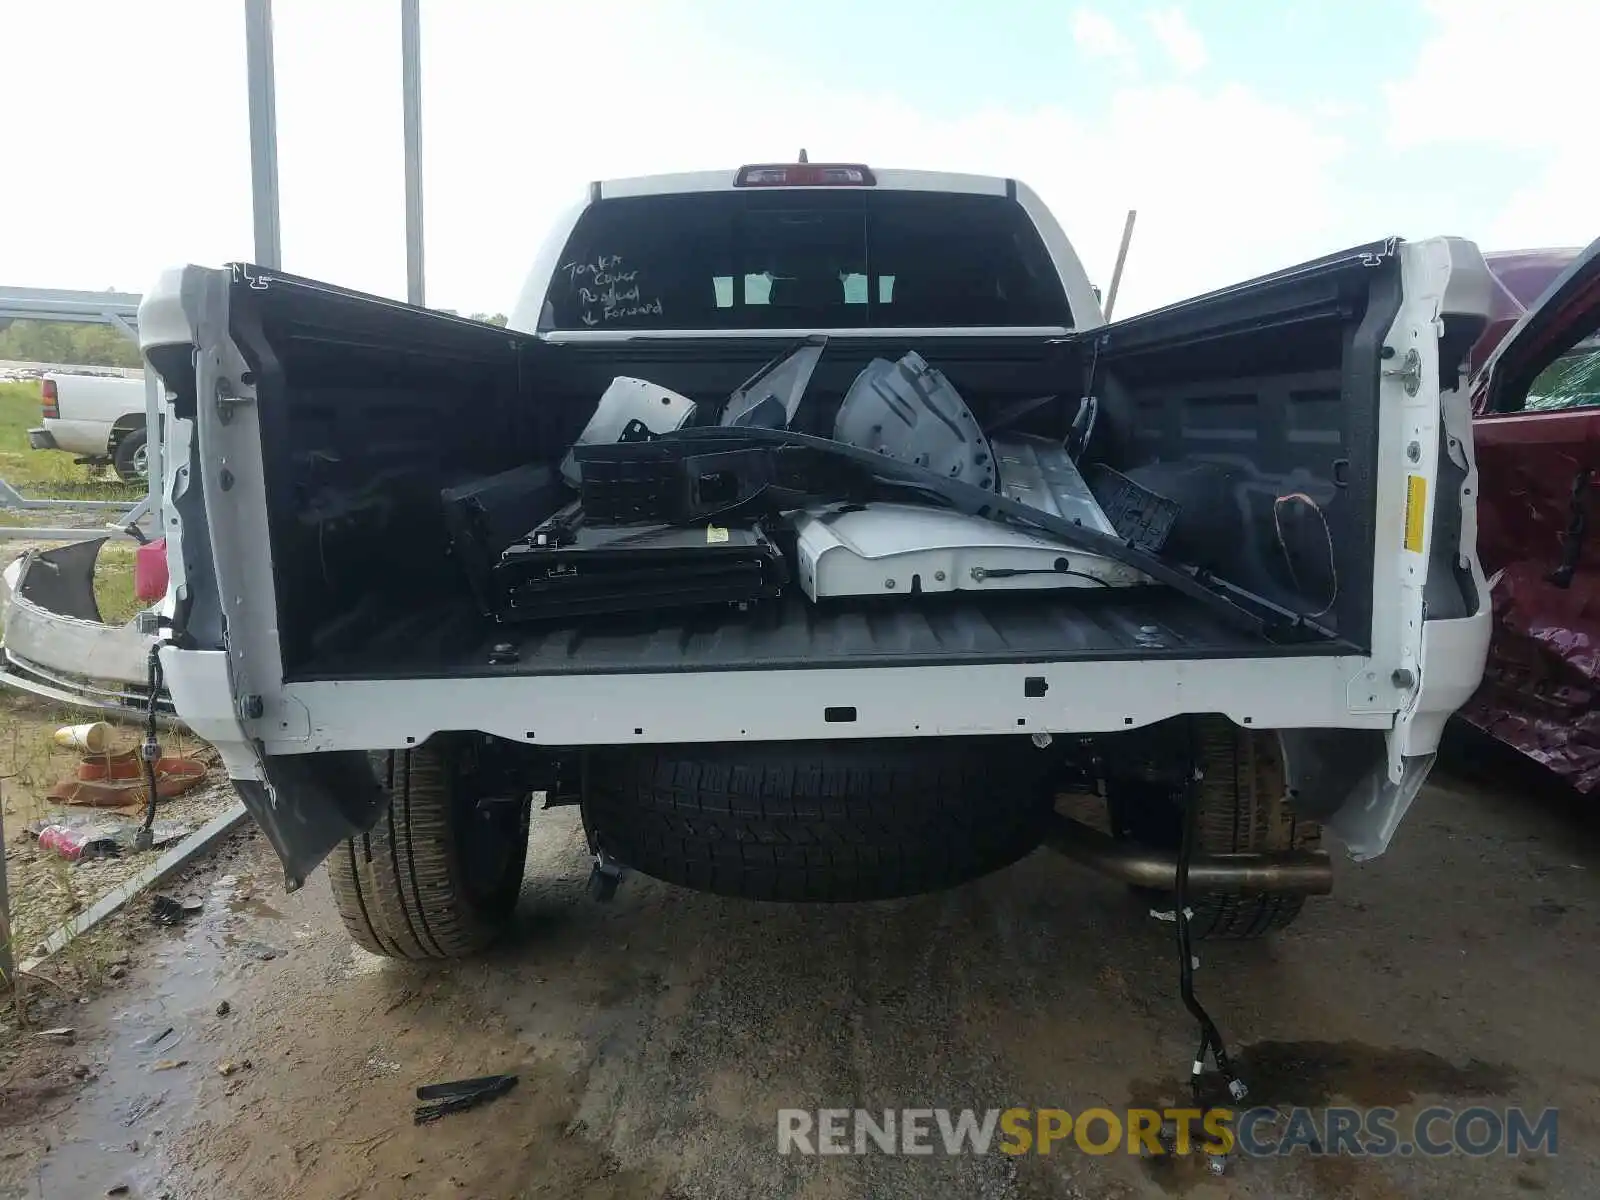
1130, 1038, 1517, 1113
1130, 1039, 1518, 1195
35, 873, 287, 1200
227, 895, 285, 921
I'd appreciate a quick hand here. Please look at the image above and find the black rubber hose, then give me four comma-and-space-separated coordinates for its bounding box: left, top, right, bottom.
136, 643, 165, 842
1174, 717, 1245, 1105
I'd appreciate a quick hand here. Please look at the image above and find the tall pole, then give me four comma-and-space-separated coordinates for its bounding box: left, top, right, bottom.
401, 0, 425, 306
1103, 208, 1137, 321
244, 0, 283, 268
0, 783, 13, 989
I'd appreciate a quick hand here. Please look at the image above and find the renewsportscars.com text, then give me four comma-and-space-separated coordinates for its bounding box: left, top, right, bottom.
776, 1106, 1558, 1158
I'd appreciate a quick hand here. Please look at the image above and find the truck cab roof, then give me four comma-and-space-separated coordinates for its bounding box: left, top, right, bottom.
509, 164, 1103, 338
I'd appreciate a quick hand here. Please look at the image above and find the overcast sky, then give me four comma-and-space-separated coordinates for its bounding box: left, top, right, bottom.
0, 0, 1593, 318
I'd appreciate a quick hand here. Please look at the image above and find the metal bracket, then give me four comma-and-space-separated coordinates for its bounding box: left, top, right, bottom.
215, 378, 253, 425
1382, 348, 1422, 397
587, 848, 627, 902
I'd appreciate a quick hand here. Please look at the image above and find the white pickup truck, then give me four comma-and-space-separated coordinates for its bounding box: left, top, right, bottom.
28, 371, 150, 481
138, 162, 1497, 965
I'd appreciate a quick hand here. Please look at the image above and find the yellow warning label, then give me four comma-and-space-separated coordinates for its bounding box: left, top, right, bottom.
1403, 475, 1427, 553
706, 525, 729, 544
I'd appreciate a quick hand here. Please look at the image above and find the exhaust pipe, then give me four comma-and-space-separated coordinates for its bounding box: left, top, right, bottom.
1043, 815, 1333, 895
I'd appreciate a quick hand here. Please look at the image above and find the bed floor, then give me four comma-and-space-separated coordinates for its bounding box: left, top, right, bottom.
289, 587, 1356, 682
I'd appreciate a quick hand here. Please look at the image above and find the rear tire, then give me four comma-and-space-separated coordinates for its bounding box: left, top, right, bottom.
327, 738, 530, 960
584, 738, 1056, 902
1105, 717, 1320, 940
112, 428, 148, 483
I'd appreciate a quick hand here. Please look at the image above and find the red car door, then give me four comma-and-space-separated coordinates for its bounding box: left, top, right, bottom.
1464, 240, 1600, 789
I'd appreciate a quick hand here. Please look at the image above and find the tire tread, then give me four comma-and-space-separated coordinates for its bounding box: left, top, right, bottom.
1186, 718, 1320, 940
587, 739, 1052, 902
326, 742, 525, 960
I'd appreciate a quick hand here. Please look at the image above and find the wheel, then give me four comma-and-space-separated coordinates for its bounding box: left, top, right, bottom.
113, 428, 148, 482
1104, 717, 1321, 940
327, 737, 530, 959
583, 737, 1056, 902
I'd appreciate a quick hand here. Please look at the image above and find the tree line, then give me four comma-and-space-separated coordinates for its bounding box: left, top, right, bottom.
0, 320, 143, 368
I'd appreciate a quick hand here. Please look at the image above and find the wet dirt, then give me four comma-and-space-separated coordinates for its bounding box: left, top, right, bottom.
1131, 1040, 1521, 1197
18, 859, 296, 1198
1132, 1036, 1516, 1196
1129, 1039, 1518, 1112
6, 758, 1600, 1199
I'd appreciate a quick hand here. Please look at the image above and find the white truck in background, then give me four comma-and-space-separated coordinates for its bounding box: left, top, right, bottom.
28, 371, 151, 481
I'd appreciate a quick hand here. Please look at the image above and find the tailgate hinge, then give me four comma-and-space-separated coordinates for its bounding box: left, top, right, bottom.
215, 378, 254, 425
1380, 346, 1422, 397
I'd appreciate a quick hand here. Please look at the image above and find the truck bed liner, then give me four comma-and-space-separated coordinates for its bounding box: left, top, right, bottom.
292, 588, 1354, 682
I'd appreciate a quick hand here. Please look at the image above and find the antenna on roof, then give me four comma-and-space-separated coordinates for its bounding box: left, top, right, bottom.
797, 148, 809, 163
1103, 209, 1138, 320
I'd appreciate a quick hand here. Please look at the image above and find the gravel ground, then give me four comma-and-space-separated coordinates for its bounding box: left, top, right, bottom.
3, 746, 1598, 1200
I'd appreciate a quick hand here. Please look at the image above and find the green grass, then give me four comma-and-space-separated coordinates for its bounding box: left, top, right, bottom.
0, 380, 143, 500
93, 542, 142, 625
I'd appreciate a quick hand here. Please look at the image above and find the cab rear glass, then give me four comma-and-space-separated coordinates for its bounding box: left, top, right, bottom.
541, 189, 1072, 331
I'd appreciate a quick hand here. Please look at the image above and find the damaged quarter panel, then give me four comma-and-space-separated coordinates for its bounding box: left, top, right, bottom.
1460, 237, 1600, 791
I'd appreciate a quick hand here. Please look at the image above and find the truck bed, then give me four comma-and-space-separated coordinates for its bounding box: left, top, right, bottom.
290, 587, 1354, 682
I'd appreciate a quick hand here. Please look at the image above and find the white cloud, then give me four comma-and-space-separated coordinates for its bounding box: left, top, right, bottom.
1384, 0, 1596, 151
1384, 0, 1600, 251
1071, 9, 1134, 62
1146, 8, 1208, 75
1485, 155, 1600, 252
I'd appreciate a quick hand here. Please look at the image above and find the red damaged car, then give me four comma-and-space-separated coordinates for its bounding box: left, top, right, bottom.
1462, 239, 1600, 789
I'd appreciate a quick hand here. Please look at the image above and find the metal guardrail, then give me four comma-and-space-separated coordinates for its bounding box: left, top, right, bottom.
0, 478, 135, 513
0, 797, 11, 985
0, 479, 145, 542
0, 527, 139, 542
0, 285, 141, 330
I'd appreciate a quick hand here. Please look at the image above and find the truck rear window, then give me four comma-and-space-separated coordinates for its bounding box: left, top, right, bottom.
542, 190, 1072, 331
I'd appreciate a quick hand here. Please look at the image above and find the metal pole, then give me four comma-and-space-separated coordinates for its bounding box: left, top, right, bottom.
401, 0, 425, 306
1102, 208, 1137, 321
244, 0, 283, 268
0, 783, 14, 988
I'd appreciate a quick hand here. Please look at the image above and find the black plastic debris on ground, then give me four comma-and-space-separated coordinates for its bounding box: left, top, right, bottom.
413, 1074, 518, 1125
150, 895, 203, 925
